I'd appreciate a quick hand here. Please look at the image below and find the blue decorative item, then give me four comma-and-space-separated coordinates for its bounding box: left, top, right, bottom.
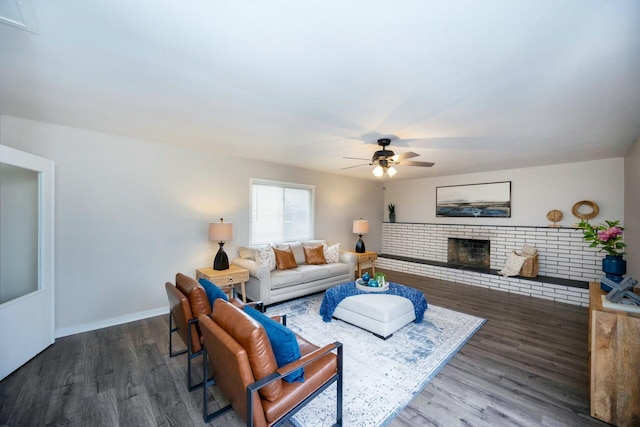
243, 306, 304, 383
362, 272, 370, 283
198, 278, 229, 306
368, 279, 378, 287
601, 254, 627, 291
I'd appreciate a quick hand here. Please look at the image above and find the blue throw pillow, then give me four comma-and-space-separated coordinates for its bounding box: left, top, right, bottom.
198, 278, 228, 307
243, 305, 304, 383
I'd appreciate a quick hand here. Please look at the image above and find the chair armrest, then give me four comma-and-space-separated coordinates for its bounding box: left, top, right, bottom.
268, 313, 286, 326
247, 341, 343, 393
245, 300, 265, 312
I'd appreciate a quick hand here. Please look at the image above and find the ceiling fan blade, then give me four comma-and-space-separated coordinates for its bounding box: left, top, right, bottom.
343, 156, 370, 161
400, 160, 435, 167
340, 163, 370, 170
391, 151, 419, 161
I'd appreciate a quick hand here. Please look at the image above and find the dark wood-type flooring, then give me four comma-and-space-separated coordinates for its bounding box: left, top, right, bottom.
0, 270, 608, 426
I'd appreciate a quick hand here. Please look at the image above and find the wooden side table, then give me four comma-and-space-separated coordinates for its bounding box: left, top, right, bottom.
588, 282, 640, 426
196, 265, 250, 303
347, 251, 378, 278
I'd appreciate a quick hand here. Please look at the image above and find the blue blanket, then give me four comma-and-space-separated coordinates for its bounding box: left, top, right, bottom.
319, 281, 428, 323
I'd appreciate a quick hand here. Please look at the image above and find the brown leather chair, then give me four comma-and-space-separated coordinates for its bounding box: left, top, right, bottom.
165, 273, 251, 391
199, 299, 343, 427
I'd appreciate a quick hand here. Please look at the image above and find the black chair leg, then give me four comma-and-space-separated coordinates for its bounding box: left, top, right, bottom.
336, 344, 343, 426
168, 312, 186, 357
203, 346, 232, 422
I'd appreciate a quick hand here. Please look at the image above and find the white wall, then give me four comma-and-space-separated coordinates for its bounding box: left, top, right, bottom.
625, 136, 640, 279
0, 116, 383, 337
384, 160, 624, 227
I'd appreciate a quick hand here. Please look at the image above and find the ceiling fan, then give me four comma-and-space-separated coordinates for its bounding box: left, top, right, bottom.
341, 138, 434, 177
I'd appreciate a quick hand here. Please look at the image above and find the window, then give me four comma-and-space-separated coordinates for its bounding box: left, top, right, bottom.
250, 179, 314, 244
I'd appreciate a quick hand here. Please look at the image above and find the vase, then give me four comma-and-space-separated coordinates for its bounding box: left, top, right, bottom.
601, 254, 626, 291
389, 213, 395, 223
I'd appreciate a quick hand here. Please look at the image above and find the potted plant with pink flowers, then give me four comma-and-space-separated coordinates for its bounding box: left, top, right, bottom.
578, 219, 626, 288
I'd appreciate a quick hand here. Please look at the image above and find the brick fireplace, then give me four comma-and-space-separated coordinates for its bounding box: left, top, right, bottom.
377, 223, 601, 307
448, 238, 490, 268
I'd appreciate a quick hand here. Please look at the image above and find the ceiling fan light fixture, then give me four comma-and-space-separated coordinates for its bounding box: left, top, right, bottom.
373, 165, 384, 177
387, 166, 397, 177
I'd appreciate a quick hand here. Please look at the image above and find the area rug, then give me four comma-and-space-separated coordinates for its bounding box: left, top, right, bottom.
265, 293, 486, 427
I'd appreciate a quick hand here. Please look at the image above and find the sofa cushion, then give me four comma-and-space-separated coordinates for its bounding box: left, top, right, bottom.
276, 241, 305, 265
273, 246, 297, 270
212, 299, 283, 401
325, 261, 350, 276
303, 245, 326, 265
175, 273, 211, 317
243, 306, 304, 383
296, 264, 330, 283
323, 242, 341, 263
198, 278, 228, 306
270, 269, 304, 289
257, 245, 276, 271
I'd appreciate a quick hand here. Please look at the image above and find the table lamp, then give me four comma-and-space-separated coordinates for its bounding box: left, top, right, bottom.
209, 218, 233, 270
353, 218, 369, 253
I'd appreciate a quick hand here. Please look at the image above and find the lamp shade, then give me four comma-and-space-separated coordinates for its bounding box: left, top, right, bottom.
209, 219, 233, 242
352, 219, 369, 235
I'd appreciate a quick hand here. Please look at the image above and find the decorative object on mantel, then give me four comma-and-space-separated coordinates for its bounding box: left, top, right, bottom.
353, 218, 369, 253
436, 181, 511, 218
498, 244, 538, 277
572, 200, 599, 220
546, 209, 563, 227
388, 203, 396, 223
578, 219, 627, 290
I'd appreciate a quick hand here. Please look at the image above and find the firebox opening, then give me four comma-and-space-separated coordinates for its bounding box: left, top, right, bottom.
448, 238, 490, 268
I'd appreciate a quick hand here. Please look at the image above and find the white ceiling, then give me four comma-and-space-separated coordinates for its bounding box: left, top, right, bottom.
1, 0, 639, 181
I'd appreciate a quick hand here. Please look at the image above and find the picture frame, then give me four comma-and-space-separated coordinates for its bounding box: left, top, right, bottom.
436, 181, 511, 218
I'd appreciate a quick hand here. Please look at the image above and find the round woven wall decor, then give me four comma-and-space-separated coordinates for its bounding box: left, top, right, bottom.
571, 200, 599, 220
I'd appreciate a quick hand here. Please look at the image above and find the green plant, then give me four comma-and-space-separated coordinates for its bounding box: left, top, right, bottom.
388, 203, 395, 215
578, 219, 626, 256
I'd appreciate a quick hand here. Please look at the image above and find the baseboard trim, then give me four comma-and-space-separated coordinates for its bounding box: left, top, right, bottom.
54, 306, 169, 338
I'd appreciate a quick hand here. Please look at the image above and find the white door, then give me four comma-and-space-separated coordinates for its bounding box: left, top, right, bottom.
0, 145, 55, 381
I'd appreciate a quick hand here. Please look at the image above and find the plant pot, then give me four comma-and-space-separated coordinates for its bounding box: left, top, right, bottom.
601, 254, 626, 291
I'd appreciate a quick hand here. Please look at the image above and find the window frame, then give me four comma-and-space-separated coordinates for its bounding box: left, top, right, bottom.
249, 178, 315, 245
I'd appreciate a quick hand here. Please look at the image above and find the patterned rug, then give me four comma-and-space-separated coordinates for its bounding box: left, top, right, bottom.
265, 292, 486, 427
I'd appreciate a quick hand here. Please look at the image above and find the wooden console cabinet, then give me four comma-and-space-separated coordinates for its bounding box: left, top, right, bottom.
589, 282, 640, 426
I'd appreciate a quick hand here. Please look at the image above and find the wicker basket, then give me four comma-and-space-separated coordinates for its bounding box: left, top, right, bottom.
517, 252, 539, 278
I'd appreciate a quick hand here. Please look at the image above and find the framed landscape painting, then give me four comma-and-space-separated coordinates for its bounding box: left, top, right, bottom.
436, 181, 511, 218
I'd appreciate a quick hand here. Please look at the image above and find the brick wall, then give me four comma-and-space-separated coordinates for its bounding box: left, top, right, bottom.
378, 223, 603, 307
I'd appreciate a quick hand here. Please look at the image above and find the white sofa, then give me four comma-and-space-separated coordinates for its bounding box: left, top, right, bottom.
230, 240, 356, 305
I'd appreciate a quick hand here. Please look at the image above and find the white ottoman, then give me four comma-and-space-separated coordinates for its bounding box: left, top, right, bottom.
332, 294, 416, 339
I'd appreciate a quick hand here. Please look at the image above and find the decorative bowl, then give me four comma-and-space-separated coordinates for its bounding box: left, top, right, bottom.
355, 279, 389, 292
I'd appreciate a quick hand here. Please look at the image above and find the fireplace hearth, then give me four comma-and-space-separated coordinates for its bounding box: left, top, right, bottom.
448, 238, 490, 268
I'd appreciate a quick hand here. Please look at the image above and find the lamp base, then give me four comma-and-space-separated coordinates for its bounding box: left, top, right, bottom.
355, 236, 365, 253
213, 242, 229, 270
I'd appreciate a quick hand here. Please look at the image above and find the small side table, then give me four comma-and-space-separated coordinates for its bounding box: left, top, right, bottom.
348, 251, 378, 278
196, 265, 250, 303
